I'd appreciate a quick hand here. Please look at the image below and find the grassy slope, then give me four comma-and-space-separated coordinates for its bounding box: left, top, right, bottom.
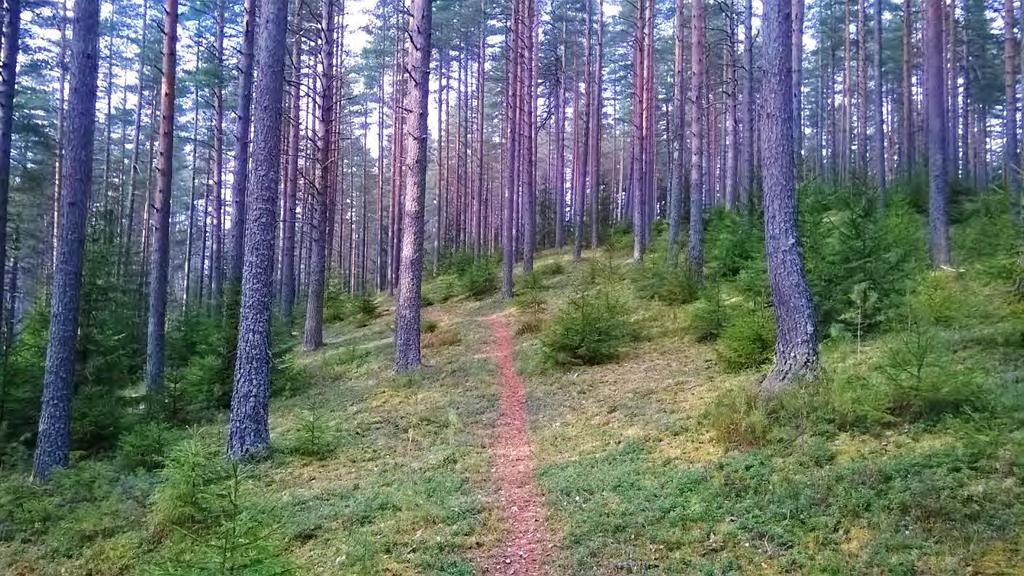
2, 241, 1024, 575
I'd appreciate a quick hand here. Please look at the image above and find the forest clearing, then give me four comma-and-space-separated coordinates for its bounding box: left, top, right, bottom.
0, 0, 1023, 571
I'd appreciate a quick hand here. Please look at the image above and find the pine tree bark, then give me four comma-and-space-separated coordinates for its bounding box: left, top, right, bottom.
145, 0, 178, 394
901, 0, 914, 176
281, 0, 303, 322
742, 0, 754, 211
668, 0, 687, 263
227, 0, 289, 462
688, 0, 706, 278
1005, 0, 1020, 224
32, 0, 100, 482
589, 0, 604, 248
574, 0, 593, 263
925, 0, 950, 266
302, 0, 335, 351
0, 0, 22, 345
211, 0, 226, 303
230, 0, 256, 286
394, 0, 432, 372
122, 0, 148, 278
792, 0, 804, 172
761, 0, 818, 394
501, 0, 521, 298
554, 26, 566, 250
873, 0, 886, 194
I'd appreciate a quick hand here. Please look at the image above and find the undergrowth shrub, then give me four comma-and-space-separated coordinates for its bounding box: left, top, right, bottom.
715, 303, 775, 371
286, 410, 336, 459
324, 286, 380, 327
426, 251, 498, 301
149, 435, 232, 531
800, 185, 925, 333
536, 260, 565, 277
707, 322, 997, 447
686, 287, 730, 341
424, 325, 462, 348
147, 461, 293, 576
117, 422, 184, 472
514, 272, 549, 335
704, 208, 764, 281
542, 282, 637, 366
631, 258, 700, 305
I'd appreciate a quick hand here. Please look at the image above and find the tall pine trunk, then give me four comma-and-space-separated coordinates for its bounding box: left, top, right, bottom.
302, 0, 335, 351
145, 0, 179, 394
1005, 0, 1020, 224
687, 0, 706, 278
394, 0, 432, 372
227, 0, 289, 462
32, 0, 100, 482
761, 0, 819, 394
281, 0, 304, 322
925, 0, 950, 266
668, 0, 686, 263
0, 0, 22, 347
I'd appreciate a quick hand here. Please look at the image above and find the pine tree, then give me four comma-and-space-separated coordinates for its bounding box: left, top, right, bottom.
228, 0, 290, 461
31, 0, 101, 482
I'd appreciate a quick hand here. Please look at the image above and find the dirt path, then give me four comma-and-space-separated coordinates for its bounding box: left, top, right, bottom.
481, 315, 552, 575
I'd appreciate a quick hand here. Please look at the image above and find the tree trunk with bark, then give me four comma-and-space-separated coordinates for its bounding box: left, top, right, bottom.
688, 0, 706, 278
32, 0, 100, 482
1005, 0, 1020, 224
394, 0, 432, 373
761, 0, 819, 394
303, 0, 336, 351
145, 0, 178, 394
925, 0, 950, 266
281, 0, 303, 322
0, 0, 22, 346
227, 0, 289, 462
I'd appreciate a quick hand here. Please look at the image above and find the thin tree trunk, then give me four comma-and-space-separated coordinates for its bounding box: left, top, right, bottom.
669, 0, 687, 262
145, 0, 178, 394
792, 0, 804, 172
32, 0, 100, 482
901, 0, 915, 176
502, 0, 521, 298
1006, 0, 1020, 223
925, 0, 950, 266
281, 0, 303, 322
742, 0, 753, 211
302, 0, 335, 351
211, 0, 227, 303
230, 0, 256, 286
0, 0, 22, 347
394, 0, 432, 372
688, 0, 706, 278
874, 0, 887, 195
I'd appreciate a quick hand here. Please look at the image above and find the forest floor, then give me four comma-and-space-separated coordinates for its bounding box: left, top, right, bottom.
3, 239, 1024, 575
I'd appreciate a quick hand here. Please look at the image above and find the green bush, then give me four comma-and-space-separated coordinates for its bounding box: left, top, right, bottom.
149, 435, 232, 531
686, 288, 730, 342
147, 463, 293, 576
455, 259, 497, 299
542, 284, 638, 366
324, 287, 380, 327
117, 422, 184, 472
285, 410, 336, 459
631, 259, 700, 305
800, 185, 925, 333
878, 323, 992, 421
715, 304, 775, 372
165, 354, 226, 423
704, 208, 764, 281
536, 261, 566, 277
